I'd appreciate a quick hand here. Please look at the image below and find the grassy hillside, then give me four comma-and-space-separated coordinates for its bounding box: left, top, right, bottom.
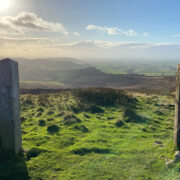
1, 89, 179, 179
93, 60, 178, 76
11, 58, 176, 90
17, 58, 90, 82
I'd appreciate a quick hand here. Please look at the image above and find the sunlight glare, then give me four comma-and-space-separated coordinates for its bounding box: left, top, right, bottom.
0, 0, 10, 11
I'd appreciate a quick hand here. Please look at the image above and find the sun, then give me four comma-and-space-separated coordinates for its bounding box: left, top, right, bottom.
0, 0, 10, 11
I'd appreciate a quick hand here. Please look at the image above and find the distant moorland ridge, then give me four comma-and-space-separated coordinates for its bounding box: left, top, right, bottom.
16, 58, 176, 92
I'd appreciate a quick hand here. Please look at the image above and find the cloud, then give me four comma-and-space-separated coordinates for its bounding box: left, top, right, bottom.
143, 32, 150, 38
0, 38, 180, 59
73, 32, 80, 36
172, 34, 180, 37
0, 12, 69, 35
86, 25, 137, 36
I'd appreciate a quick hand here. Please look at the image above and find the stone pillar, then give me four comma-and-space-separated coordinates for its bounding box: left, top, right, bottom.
175, 64, 180, 150
0, 58, 22, 153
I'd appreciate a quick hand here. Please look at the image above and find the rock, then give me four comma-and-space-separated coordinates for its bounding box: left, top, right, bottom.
0, 59, 22, 154
175, 151, 180, 162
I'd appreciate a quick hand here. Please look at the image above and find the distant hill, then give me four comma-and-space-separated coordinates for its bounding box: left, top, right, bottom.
17, 58, 90, 82
8, 57, 175, 91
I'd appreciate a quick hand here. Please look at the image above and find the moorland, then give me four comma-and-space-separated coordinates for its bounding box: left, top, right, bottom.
17, 58, 176, 92
0, 88, 178, 180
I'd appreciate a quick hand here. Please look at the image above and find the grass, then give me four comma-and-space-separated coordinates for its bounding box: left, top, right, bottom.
1, 88, 179, 179
94, 60, 177, 76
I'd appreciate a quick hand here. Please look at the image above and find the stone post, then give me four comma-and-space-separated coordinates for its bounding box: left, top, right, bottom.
175, 64, 180, 150
0, 58, 22, 153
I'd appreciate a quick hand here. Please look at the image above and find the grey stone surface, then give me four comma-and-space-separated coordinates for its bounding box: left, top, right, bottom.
0, 58, 22, 153
174, 65, 180, 150
175, 151, 180, 162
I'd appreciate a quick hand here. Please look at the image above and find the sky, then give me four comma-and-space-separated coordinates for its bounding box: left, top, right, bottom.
1, 0, 180, 60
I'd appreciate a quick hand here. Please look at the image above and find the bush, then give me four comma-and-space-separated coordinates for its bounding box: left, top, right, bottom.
47, 125, 60, 134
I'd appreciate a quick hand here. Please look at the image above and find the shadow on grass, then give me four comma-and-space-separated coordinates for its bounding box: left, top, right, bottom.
123, 108, 149, 123
0, 151, 30, 180
72, 147, 111, 156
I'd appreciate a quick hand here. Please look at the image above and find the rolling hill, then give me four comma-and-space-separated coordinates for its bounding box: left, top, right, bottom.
9, 58, 175, 92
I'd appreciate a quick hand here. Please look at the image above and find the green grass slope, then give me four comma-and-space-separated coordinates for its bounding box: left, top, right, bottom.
0, 89, 179, 179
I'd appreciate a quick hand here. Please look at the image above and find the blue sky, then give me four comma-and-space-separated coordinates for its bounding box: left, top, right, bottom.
1, 0, 180, 59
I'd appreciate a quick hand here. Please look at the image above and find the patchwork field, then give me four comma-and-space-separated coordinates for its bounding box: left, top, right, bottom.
0, 88, 179, 180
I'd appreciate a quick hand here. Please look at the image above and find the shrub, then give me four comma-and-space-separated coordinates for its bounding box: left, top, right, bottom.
47, 125, 60, 134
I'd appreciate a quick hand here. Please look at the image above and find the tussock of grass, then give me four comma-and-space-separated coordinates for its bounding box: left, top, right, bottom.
73, 125, 89, 132
63, 114, 81, 125
72, 147, 111, 156
47, 125, 60, 134
26, 148, 47, 161
38, 120, 46, 126
115, 119, 124, 127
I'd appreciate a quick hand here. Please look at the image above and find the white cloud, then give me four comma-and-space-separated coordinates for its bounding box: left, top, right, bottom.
86, 25, 105, 32
172, 34, 180, 37
1, 38, 180, 59
86, 25, 137, 36
143, 32, 150, 38
73, 32, 80, 36
0, 12, 69, 35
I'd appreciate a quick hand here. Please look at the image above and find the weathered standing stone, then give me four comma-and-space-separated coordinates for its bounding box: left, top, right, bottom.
175, 64, 180, 150
0, 58, 22, 153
